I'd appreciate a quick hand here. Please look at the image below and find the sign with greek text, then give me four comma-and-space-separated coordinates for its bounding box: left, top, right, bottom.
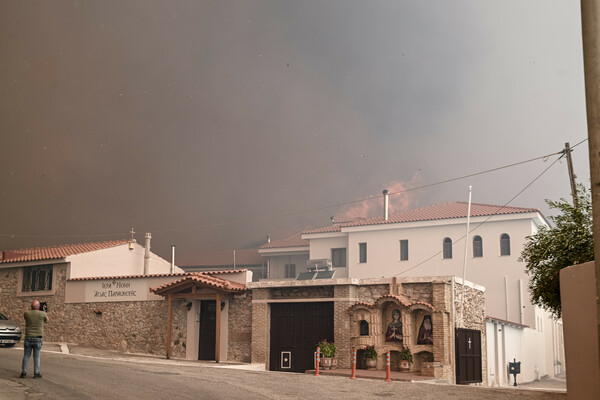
84, 279, 145, 302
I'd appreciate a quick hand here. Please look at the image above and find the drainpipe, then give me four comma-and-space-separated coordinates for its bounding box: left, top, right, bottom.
518, 279, 524, 325
504, 276, 510, 321
144, 233, 151, 275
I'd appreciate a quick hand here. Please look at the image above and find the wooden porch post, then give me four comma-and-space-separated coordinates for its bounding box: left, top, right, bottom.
215, 293, 221, 363
166, 294, 173, 359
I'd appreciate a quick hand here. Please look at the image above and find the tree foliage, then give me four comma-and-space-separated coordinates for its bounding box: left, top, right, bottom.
519, 185, 594, 318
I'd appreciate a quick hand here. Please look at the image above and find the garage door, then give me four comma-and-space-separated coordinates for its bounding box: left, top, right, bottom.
270, 302, 334, 373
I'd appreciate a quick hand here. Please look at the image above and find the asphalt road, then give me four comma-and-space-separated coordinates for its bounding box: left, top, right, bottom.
0, 346, 566, 400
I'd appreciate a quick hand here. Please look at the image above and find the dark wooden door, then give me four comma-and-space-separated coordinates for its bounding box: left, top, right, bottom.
270, 302, 334, 373
455, 328, 482, 384
198, 300, 216, 360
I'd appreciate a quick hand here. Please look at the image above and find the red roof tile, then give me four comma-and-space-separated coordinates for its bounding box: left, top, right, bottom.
348, 295, 434, 312
150, 272, 246, 294
260, 232, 309, 249
177, 249, 263, 267
67, 269, 247, 282
304, 202, 541, 234
0, 240, 131, 263
68, 272, 190, 281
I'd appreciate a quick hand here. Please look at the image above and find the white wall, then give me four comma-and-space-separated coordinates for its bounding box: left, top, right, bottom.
265, 253, 310, 279
68, 242, 181, 279
315, 214, 540, 326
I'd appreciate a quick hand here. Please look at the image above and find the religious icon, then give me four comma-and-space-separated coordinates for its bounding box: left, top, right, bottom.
417, 315, 433, 345
385, 309, 403, 342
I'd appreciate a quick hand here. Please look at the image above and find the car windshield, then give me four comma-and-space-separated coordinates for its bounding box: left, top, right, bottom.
0, 313, 7, 320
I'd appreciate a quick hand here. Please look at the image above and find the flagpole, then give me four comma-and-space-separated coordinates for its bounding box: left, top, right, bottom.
460, 185, 473, 328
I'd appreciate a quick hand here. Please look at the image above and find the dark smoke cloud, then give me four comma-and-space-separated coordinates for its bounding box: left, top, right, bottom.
0, 1, 589, 259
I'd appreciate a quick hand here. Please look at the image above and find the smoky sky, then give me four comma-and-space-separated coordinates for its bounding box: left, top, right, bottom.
0, 1, 590, 259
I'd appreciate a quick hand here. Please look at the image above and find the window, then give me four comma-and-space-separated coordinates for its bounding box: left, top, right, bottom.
473, 236, 483, 258
284, 264, 296, 278
399, 240, 409, 261
500, 233, 511, 256
359, 243, 367, 263
332, 248, 347, 267
22, 265, 53, 292
359, 320, 369, 336
443, 237, 453, 259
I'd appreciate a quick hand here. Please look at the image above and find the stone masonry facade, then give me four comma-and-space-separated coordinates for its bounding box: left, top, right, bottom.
1, 263, 187, 358
248, 277, 487, 384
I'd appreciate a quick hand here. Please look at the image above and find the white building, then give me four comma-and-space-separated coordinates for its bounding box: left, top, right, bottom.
259, 197, 565, 385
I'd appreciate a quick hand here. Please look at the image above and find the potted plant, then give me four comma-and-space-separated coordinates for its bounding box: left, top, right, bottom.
317, 339, 337, 369
364, 345, 378, 370
399, 347, 413, 372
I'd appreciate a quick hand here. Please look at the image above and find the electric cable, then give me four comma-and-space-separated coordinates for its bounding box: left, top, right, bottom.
0, 143, 581, 241
393, 152, 565, 277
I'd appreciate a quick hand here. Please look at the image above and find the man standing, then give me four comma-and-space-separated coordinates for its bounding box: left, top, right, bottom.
20, 300, 48, 379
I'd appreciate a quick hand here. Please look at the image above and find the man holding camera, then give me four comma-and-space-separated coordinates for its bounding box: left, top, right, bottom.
20, 300, 48, 379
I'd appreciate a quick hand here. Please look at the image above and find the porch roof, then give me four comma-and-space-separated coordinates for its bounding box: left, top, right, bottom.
149, 272, 246, 296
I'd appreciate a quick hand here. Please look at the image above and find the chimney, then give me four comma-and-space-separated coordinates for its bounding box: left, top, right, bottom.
267, 234, 271, 243
170, 245, 175, 274
330, 216, 335, 225
383, 189, 389, 220
143, 233, 151, 275
233, 249, 236, 269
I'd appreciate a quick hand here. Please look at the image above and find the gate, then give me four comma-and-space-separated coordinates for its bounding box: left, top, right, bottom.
455, 328, 482, 384
270, 302, 334, 373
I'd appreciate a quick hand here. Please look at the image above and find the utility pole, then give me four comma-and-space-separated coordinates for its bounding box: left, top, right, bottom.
580, 0, 600, 375
565, 142, 579, 208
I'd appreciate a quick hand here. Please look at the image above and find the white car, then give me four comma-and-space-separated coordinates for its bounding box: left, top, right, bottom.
0, 312, 22, 347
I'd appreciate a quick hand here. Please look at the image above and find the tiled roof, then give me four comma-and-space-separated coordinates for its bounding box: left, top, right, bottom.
0, 239, 131, 263
348, 294, 434, 313
260, 232, 309, 249
304, 202, 541, 234
177, 249, 263, 267
67, 269, 246, 282
150, 272, 246, 295
68, 272, 190, 282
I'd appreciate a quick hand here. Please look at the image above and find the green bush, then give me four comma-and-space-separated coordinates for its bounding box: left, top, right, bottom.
317, 339, 337, 358
364, 345, 378, 359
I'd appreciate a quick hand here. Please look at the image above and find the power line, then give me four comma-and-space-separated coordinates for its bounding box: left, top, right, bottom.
151, 147, 569, 234
0, 144, 576, 240
393, 153, 564, 277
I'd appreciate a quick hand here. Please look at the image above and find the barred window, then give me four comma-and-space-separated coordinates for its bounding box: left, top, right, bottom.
22, 265, 53, 292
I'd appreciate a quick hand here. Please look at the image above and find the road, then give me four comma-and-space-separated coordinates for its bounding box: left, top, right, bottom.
0, 346, 566, 400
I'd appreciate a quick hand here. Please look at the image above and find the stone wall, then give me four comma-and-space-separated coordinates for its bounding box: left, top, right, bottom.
1, 263, 187, 358
250, 288, 270, 365
270, 285, 333, 299
228, 291, 252, 362
456, 281, 487, 386
357, 284, 389, 303
333, 284, 358, 369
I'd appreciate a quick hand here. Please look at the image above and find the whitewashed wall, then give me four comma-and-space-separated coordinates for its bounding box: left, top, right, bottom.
67, 242, 181, 278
